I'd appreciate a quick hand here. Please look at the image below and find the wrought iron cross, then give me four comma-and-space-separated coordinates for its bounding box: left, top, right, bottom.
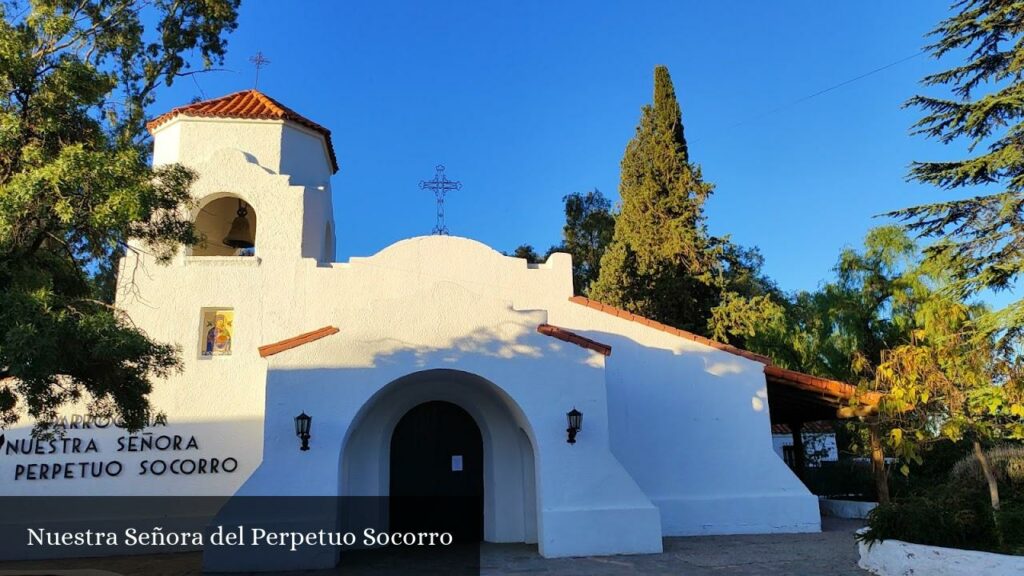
250, 51, 271, 88
419, 165, 462, 235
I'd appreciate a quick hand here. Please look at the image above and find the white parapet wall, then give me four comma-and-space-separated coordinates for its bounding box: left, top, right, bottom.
858, 531, 1024, 576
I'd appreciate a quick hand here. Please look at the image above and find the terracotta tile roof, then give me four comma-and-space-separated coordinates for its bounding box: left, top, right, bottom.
765, 365, 881, 405
568, 296, 770, 363
147, 90, 339, 173
537, 323, 612, 356
259, 326, 339, 358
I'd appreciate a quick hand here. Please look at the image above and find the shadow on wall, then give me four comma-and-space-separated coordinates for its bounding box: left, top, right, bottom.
265, 317, 775, 480
529, 324, 796, 500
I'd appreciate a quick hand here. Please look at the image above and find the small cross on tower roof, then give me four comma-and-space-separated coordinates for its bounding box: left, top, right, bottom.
249, 51, 271, 88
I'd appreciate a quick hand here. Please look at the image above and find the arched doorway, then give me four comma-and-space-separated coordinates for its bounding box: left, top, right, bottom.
340, 370, 538, 545
390, 401, 483, 541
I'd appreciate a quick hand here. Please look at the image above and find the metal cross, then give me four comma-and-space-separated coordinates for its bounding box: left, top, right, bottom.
419, 165, 462, 235
250, 51, 271, 88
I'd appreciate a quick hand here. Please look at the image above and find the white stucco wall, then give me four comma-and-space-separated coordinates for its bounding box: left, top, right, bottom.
545, 303, 819, 536
279, 123, 335, 187
212, 281, 663, 567
0, 117, 335, 498
0, 108, 820, 567
152, 116, 333, 189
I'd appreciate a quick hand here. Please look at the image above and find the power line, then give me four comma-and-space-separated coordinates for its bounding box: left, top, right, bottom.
191, 74, 206, 100
724, 50, 927, 131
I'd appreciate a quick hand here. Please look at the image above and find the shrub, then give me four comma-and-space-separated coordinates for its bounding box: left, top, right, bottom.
906, 440, 972, 488
859, 484, 1024, 555
997, 502, 1024, 555
856, 442, 1024, 555
950, 444, 1024, 489
858, 491, 995, 551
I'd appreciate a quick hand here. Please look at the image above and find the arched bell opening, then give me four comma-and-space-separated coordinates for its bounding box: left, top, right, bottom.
192, 195, 257, 257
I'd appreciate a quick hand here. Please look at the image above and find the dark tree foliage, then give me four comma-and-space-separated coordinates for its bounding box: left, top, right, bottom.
586, 65, 778, 337
895, 0, 1024, 346
0, 0, 239, 434
551, 189, 615, 295
509, 244, 542, 263
589, 66, 719, 334
510, 189, 615, 294
718, 227, 920, 381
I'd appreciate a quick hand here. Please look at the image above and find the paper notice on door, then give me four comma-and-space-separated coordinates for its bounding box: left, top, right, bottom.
451, 455, 463, 471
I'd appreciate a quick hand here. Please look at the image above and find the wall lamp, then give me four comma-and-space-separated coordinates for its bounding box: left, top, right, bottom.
566, 408, 582, 445
295, 412, 312, 451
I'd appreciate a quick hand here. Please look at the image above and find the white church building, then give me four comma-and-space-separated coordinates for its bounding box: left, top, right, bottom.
0, 90, 862, 571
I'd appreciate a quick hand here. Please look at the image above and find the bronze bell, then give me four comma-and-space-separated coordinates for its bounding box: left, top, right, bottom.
223, 200, 254, 249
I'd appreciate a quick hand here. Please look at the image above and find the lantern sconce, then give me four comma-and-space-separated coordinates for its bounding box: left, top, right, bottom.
566, 408, 582, 445
294, 412, 312, 452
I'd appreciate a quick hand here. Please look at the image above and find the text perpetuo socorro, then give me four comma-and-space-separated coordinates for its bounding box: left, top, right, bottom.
27, 527, 454, 551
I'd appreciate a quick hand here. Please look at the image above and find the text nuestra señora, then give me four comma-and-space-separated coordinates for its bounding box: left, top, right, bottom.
2, 414, 239, 481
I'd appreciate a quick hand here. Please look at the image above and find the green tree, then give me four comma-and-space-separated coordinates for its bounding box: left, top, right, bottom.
717, 227, 921, 382
0, 0, 239, 434
870, 253, 1023, 518
714, 226, 930, 503
718, 226, 1024, 507
707, 241, 787, 350
511, 189, 615, 293
589, 65, 719, 334
509, 244, 542, 263
552, 189, 615, 295
895, 0, 1024, 346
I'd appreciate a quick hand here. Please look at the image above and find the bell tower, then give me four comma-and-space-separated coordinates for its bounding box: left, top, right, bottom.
147, 90, 338, 262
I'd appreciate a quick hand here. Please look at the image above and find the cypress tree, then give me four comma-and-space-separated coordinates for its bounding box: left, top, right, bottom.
590, 66, 718, 334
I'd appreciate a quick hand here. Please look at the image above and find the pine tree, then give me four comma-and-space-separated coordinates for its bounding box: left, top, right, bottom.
589, 66, 718, 334
895, 0, 1024, 346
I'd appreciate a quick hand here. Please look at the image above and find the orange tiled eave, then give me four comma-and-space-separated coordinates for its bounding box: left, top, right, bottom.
568, 296, 769, 363
537, 323, 612, 356
146, 90, 339, 173
567, 296, 878, 407
765, 365, 855, 400
764, 365, 881, 405
259, 326, 339, 358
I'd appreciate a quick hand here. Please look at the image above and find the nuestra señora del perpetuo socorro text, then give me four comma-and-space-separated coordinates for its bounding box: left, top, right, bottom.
27, 527, 454, 551
3, 413, 239, 481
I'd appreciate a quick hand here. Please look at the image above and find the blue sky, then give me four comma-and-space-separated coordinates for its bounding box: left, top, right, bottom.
152, 1, 973, 296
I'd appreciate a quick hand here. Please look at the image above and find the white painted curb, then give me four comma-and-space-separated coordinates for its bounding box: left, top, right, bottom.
857, 528, 1024, 576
